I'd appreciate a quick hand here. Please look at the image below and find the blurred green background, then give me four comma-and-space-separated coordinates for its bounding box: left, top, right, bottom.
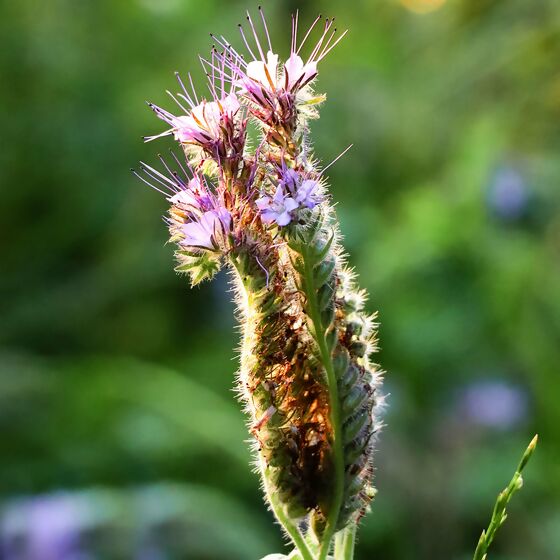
1, 0, 559, 558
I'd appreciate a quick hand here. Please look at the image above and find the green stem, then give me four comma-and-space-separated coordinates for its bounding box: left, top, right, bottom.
268, 484, 316, 560
334, 525, 356, 560
472, 434, 538, 560
299, 243, 345, 560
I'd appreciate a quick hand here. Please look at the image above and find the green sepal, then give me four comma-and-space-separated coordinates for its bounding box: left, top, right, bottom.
289, 254, 306, 275
339, 364, 360, 393
317, 283, 334, 311
349, 339, 368, 358
321, 306, 336, 330
311, 231, 335, 264
343, 411, 370, 444
314, 258, 336, 287
345, 471, 366, 497
325, 327, 338, 353
343, 386, 369, 417
175, 251, 221, 285
345, 318, 364, 338
332, 350, 350, 380
344, 438, 368, 466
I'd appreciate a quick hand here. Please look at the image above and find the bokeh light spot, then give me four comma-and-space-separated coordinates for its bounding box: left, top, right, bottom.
400, 0, 447, 14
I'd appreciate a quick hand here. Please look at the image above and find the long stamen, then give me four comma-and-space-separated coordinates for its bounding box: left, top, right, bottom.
200, 57, 236, 87
317, 27, 338, 60
209, 33, 235, 59
166, 90, 190, 113
297, 14, 322, 55
140, 161, 180, 189
219, 50, 226, 96
238, 24, 258, 61
321, 144, 353, 173
131, 168, 169, 197
317, 29, 348, 61
188, 72, 199, 104
291, 11, 298, 53
169, 149, 190, 179
246, 12, 265, 60
140, 165, 177, 194
200, 52, 219, 100
258, 6, 273, 52
139, 167, 176, 194
143, 130, 172, 143
309, 18, 334, 62
213, 52, 245, 88
147, 102, 176, 124
214, 37, 247, 71
228, 41, 248, 68
157, 154, 183, 191
206, 76, 218, 101
210, 50, 216, 95
175, 72, 196, 108
176, 93, 196, 108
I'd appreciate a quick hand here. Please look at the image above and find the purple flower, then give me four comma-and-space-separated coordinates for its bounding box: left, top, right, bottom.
278, 168, 299, 192
256, 186, 298, 226
280, 167, 322, 209
170, 177, 213, 212
144, 54, 241, 153
256, 169, 322, 226
295, 179, 321, 208
212, 9, 346, 111
133, 158, 233, 253
146, 93, 240, 147
180, 208, 232, 250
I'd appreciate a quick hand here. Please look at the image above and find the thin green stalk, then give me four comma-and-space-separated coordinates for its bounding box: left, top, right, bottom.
268, 486, 316, 560
473, 434, 538, 560
334, 525, 357, 560
299, 243, 345, 560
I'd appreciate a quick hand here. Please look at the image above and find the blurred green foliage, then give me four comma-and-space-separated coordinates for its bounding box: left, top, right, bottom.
1, 0, 559, 558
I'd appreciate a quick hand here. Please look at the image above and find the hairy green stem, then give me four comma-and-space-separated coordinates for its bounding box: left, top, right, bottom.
299, 243, 345, 560
267, 482, 316, 560
334, 525, 357, 560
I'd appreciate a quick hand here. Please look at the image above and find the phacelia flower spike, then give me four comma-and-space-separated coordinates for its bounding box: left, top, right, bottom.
209, 8, 345, 146
145, 54, 247, 174
136, 11, 382, 560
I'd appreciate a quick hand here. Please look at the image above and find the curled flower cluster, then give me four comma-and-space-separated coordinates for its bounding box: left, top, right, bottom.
136, 9, 381, 560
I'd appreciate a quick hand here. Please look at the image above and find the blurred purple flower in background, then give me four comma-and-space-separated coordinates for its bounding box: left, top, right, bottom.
1, 494, 85, 560
458, 379, 529, 430
487, 166, 529, 221
0, 484, 271, 559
